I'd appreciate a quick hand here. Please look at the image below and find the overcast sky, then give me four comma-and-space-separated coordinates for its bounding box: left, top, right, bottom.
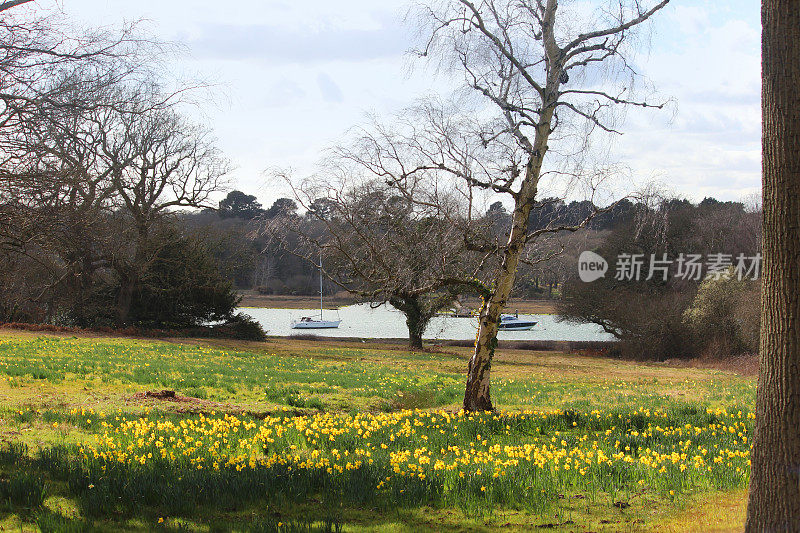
56, 0, 760, 208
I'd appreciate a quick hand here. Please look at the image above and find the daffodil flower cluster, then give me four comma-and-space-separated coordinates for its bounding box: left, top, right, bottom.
78, 407, 751, 500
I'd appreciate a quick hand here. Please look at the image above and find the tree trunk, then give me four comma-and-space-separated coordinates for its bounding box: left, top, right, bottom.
745, 1, 800, 530
462, 0, 562, 412
404, 299, 427, 351
389, 296, 430, 351
115, 222, 149, 326
463, 201, 534, 411
407, 317, 425, 351
116, 272, 134, 326
463, 89, 557, 412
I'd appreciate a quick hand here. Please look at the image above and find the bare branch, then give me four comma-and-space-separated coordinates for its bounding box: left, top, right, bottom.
562, 1, 671, 54
0, 0, 33, 13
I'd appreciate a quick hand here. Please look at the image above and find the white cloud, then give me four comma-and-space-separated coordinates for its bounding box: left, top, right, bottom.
263, 79, 306, 107
188, 17, 408, 64
316, 72, 345, 103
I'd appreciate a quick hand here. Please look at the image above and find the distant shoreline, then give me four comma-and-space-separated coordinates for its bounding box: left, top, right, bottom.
237, 292, 356, 310
237, 291, 558, 315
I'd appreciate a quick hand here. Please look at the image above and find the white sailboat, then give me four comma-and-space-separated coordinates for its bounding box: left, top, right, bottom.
290, 254, 341, 330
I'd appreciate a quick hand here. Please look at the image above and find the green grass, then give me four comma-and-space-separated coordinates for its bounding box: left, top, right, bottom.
0, 335, 469, 413
0, 330, 755, 531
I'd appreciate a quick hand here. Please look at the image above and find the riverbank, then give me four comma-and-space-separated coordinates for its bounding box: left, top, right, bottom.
237, 291, 355, 309
237, 290, 559, 314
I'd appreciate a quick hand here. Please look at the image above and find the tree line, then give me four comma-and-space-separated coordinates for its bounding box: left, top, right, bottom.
191, 181, 757, 359
559, 194, 761, 360
0, 3, 260, 338
196, 190, 640, 300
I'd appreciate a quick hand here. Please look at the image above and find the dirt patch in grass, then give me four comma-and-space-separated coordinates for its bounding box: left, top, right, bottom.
665, 354, 758, 377
128, 390, 231, 411
652, 489, 747, 532
126, 390, 313, 418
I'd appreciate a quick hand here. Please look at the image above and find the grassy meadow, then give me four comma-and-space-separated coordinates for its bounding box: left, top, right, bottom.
0, 330, 754, 532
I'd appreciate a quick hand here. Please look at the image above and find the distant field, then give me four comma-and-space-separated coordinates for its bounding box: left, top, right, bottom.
0, 329, 753, 532
460, 298, 559, 315
237, 291, 356, 309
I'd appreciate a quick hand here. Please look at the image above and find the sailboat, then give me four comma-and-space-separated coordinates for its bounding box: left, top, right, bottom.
290, 253, 342, 330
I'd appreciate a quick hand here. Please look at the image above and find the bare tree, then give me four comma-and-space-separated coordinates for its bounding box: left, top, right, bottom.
0, 3, 231, 327
252, 255, 277, 289
99, 100, 230, 324
0, 2, 158, 148
746, 0, 800, 528
10, 94, 118, 322
407, 0, 670, 410
0, 3, 170, 322
268, 166, 488, 349
2, 79, 226, 325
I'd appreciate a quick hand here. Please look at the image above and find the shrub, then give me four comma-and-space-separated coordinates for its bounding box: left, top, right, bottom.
284, 275, 315, 295
683, 271, 759, 357
561, 280, 697, 361
213, 313, 267, 341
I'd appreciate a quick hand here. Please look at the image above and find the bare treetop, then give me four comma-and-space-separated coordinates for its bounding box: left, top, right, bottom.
414, 0, 669, 155
0, 2, 178, 141
406, 0, 673, 411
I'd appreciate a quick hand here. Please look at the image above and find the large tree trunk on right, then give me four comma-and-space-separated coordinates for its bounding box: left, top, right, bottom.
745, 1, 800, 530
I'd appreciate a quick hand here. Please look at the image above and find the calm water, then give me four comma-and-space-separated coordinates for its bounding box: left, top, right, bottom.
240, 303, 614, 342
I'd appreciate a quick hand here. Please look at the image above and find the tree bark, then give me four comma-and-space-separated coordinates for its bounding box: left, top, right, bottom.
404, 299, 427, 351
407, 317, 425, 351
389, 296, 431, 351
745, 1, 800, 530
115, 222, 149, 326
463, 199, 535, 411
115, 272, 134, 326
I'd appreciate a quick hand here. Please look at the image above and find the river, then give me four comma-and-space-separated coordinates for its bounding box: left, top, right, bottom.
240, 303, 614, 342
